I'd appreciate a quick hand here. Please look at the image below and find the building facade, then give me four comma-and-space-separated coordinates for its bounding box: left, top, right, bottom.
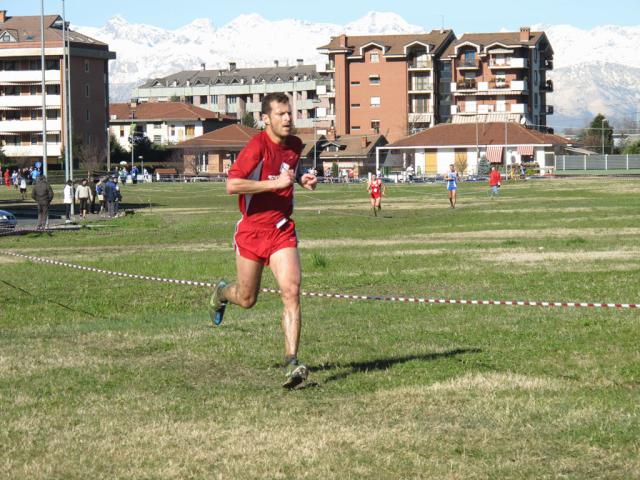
132, 60, 332, 132
109, 102, 235, 152
0, 10, 115, 166
317, 31, 456, 143
444, 28, 554, 127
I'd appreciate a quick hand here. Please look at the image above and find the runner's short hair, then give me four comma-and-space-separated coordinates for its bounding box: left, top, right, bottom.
262, 92, 290, 115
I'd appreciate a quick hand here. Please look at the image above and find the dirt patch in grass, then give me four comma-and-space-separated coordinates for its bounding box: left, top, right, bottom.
488, 250, 640, 264
425, 372, 565, 392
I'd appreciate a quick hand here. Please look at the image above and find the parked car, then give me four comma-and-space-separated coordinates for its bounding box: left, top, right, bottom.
0, 209, 17, 229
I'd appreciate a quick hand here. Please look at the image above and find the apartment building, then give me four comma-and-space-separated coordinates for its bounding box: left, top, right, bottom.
0, 10, 115, 166
317, 31, 456, 143
444, 28, 554, 127
109, 102, 235, 152
132, 60, 332, 132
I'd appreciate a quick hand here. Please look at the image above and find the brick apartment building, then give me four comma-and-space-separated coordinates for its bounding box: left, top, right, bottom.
318, 28, 554, 142
444, 27, 554, 127
132, 60, 332, 132
317, 31, 456, 143
0, 10, 115, 167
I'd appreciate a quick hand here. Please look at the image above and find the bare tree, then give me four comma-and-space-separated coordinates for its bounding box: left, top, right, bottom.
77, 140, 107, 178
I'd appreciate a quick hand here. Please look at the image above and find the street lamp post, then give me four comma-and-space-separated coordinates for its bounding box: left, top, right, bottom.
138, 155, 143, 183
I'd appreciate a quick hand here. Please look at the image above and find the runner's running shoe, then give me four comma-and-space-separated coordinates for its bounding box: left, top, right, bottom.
209, 280, 228, 326
282, 358, 309, 389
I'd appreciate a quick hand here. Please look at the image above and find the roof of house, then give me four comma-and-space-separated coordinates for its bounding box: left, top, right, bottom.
442, 31, 552, 57
109, 102, 232, 122
318, 30, 455, 57
319, 134, 387, 159
139, 64, 324, 89
388, 123, 571, 148
175, 124, 260, 150
0, 13, 107, 48
296, 133, 327, 158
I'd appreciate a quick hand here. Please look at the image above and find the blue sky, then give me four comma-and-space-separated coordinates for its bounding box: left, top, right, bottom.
4, 0, 639, 30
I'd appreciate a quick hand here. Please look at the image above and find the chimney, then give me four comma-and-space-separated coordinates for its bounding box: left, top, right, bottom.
274, 60, 279, 68
201, 63, 206, 70
519, 26, 531, 42
338, 34, 347, 48
327, 127, 336, 141
130, 99, 137, 109
229, 62, 236, 71
0, 11, 6, 23
360, 136, 368, 149
296, 58, 303, 67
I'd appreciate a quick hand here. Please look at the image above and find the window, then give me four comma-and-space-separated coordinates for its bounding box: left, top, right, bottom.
154, 123, 162, 129
370, 52, 379, 63
31, 133, 39, 145
120, 127, 125, 138
29, 59, 40, 70
170, 125, 176, 136
46, 109, 58, 120
85, 110, 90, 121
85, 84, 90, 98
185, 96, 193, 104
199, 95, 208, 105
350, 81, 360, 86
0, 32, 16, 43
31, 110, 39, 120
351, 126, 361, 131
210, 95, 218, 104
370, 96, 381, 107
153, 135, 162, 142
369, 75, 380, 85
45, 59, 58, 70
84, 60, 90, 73
30, 85, 37, 95
534, 93, 539, 108
351, 103, 361, 108
371, 120, 380, 133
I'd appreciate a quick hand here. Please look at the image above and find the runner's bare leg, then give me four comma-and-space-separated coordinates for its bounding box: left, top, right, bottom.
269, 247, 302, 358
222, 255, 264, 308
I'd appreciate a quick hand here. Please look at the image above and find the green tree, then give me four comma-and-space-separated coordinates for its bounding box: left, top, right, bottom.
578, 114, 614, 154
170, 95, 181, 102
623, 138, 640, 154
0, 145, 6, 164
331, 161, 339, 177
241, 112, 257, 128
477, 155, 490, 175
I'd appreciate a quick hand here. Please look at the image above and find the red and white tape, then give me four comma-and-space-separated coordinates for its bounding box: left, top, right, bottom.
3, 250, 638, 310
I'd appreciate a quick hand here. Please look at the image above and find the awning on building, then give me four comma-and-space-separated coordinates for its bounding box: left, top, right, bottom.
486, 145, 503, 163
517, 145, 534, 155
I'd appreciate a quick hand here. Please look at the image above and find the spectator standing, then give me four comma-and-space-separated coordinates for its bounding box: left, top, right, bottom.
19, 175, 27, 200
3, 168, 9, 187
31, 176, 54, 230
104, 176, 117, 218
75, 179, 93, 219
95, 178, 106, 216
63, 180, 74, 222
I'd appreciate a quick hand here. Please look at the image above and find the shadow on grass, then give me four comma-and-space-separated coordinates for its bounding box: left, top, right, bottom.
313, 348, 482, 383
0, 279, 97, 318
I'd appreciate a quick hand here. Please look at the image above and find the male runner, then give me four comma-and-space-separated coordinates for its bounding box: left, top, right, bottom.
489, 166, 501, 198
367, 174, 385, 216
445, 164, 459, 208
209, 92, 318, 389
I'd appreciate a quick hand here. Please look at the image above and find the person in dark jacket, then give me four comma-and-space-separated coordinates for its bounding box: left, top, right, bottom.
31, 176, 54, 230
104, 176, 117, 218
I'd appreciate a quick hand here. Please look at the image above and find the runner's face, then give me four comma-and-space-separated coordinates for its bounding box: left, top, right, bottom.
264, 101, 292, 141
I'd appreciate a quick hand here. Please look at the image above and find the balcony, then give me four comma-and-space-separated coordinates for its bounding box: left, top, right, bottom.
408, 83, 433, 93
543, 105, 554, 115
0, 70, 60, 83
245, 102, 261, 113
455, 79, 477, 91
489, 57, 528, 69
297, 99, 321, 110
0, 94, 61, 108
542, 59, 553, 70
408, 59, 433, 70
2, 143, 62, 157
510, 103, 526, 114
457, 59, 480, 70
408, 112, 433, 123
541, 79, 553, 92
0, 119, 62, 133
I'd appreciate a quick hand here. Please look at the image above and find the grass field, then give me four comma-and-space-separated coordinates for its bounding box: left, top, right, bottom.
1, 178, 639, 478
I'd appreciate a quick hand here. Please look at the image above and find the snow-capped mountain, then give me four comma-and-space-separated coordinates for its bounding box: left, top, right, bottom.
75, 12, 640, 129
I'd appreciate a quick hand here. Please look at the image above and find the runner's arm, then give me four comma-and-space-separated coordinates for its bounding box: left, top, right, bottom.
226, 170, 294, 194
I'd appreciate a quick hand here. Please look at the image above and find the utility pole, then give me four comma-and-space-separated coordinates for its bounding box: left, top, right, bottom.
39, 0, 48, 175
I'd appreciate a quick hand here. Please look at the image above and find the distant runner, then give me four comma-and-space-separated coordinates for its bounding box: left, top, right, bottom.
445, 164, 459, 208
367, 174, 385, 216
489, 166, 501, 198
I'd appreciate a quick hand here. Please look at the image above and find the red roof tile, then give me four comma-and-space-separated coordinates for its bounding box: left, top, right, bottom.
389, 123, 570, 148
110, 102, 228, 122
174, 124, 260, 149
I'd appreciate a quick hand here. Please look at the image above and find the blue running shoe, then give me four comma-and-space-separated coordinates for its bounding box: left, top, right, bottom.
209, 280, 228, 326
282, 358, 309, 389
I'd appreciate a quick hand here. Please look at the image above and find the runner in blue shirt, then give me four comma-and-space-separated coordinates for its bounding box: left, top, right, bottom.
445, 164, 459, 208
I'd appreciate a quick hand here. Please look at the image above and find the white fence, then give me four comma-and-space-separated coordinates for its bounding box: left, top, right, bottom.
555, 154, 640, 171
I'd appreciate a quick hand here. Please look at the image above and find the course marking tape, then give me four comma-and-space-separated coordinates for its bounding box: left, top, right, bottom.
2, 250, 638, 310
